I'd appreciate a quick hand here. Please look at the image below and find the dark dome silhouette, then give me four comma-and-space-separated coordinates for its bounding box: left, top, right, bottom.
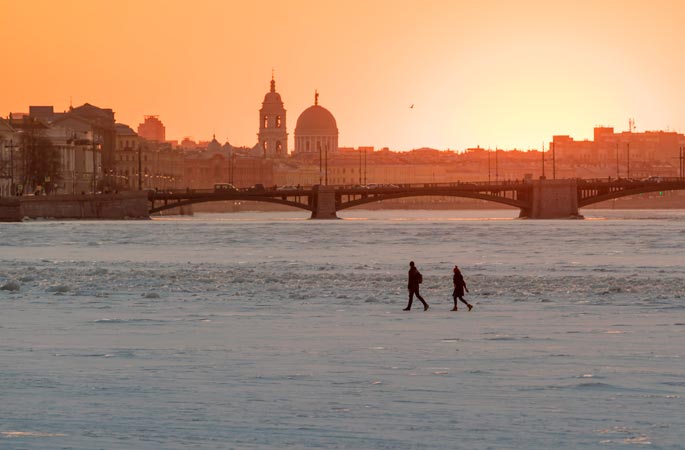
262, 78, 283, 104
263, 91, 282, 103
295, 105, 338, 134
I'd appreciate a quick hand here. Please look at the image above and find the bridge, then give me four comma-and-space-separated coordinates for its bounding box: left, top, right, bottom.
148, 178, 685, 219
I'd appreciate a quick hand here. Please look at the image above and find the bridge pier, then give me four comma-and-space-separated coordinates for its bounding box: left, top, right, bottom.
522, 179, 582, 219
311, 185, 338, 219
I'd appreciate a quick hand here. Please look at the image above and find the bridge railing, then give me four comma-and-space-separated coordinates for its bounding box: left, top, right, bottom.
578, 176, 684, 185
331, 180, 531, 190
155, 181, 533, 197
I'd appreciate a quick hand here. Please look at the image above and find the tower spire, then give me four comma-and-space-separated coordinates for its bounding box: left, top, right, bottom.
270, 69, 276, 93
315, 89, 319, 106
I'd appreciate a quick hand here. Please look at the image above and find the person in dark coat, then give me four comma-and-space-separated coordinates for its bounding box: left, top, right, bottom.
452, 265, 473, 311
404, 261, 429, 311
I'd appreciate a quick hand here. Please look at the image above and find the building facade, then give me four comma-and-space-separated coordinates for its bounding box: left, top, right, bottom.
552, 126, 685, 178
137, 115, 166, 142
7, 108, 106, 194
183, 147, 275, 189
51, 103, 116, 188
115, 124, 184, 191
47, 124, 102, 194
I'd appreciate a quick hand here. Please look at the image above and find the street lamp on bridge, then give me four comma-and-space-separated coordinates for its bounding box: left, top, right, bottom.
359, 147, 362, 185
138, 143, 142, 190
552, 142, 556, 180
494, 148, 501, 182
7, 138, 16, 195
363, 147, 367, 185
325, 144, 329, 186
627, 142, 631, 179
317, 142, 329, 186
229, 151, 236, 185
318, 142, 322, 185
487, 148, 491, 183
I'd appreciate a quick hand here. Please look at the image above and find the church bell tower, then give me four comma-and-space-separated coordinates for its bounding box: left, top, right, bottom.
258, 74, 288, 158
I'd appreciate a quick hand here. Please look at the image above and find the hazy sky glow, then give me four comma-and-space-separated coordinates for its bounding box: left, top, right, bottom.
2, 0, 684, 150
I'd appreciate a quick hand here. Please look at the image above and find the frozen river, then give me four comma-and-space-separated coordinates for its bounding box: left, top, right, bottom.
1, 209, 684, 449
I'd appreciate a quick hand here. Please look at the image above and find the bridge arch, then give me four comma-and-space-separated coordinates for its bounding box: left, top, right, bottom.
579, 182, 685, 207
150, 195, 312, 214
337, 191, 526, 211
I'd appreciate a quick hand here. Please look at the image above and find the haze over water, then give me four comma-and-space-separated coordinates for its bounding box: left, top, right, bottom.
1, 209, 684, 449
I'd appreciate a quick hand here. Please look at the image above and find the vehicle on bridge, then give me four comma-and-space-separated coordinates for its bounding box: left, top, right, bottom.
247, 184, 266, 192
214, 183, 237, 192
365, 183, 400, 189
643, 176, 663, 183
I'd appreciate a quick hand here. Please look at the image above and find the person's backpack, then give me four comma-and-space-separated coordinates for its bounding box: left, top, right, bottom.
417, 272, 423, 284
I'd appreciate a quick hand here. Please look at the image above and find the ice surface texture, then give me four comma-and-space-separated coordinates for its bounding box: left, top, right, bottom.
1, 210, 684, 449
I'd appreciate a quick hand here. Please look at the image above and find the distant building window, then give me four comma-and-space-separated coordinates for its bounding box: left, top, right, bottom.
263, 116, 268, 128
276, 141, 282, 155
276, 115, 281, 128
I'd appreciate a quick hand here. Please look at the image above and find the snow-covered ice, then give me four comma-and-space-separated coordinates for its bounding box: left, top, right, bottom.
1, 209, 684, 449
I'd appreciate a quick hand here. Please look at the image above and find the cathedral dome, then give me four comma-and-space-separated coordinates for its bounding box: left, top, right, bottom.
295, 105, 338, 135
293, 93, 339, 155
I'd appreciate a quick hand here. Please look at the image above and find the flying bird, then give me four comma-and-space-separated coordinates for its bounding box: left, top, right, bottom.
409, 104, 414, 109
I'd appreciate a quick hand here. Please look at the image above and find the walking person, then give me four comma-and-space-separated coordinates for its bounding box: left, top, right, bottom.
452, 265, 473, 311
404, 261, 429, 311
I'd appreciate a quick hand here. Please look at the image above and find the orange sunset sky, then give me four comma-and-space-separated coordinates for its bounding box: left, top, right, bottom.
2, 0, 684, 151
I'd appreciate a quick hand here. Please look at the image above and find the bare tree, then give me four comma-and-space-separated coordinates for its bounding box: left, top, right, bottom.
19, 131, 62, 194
